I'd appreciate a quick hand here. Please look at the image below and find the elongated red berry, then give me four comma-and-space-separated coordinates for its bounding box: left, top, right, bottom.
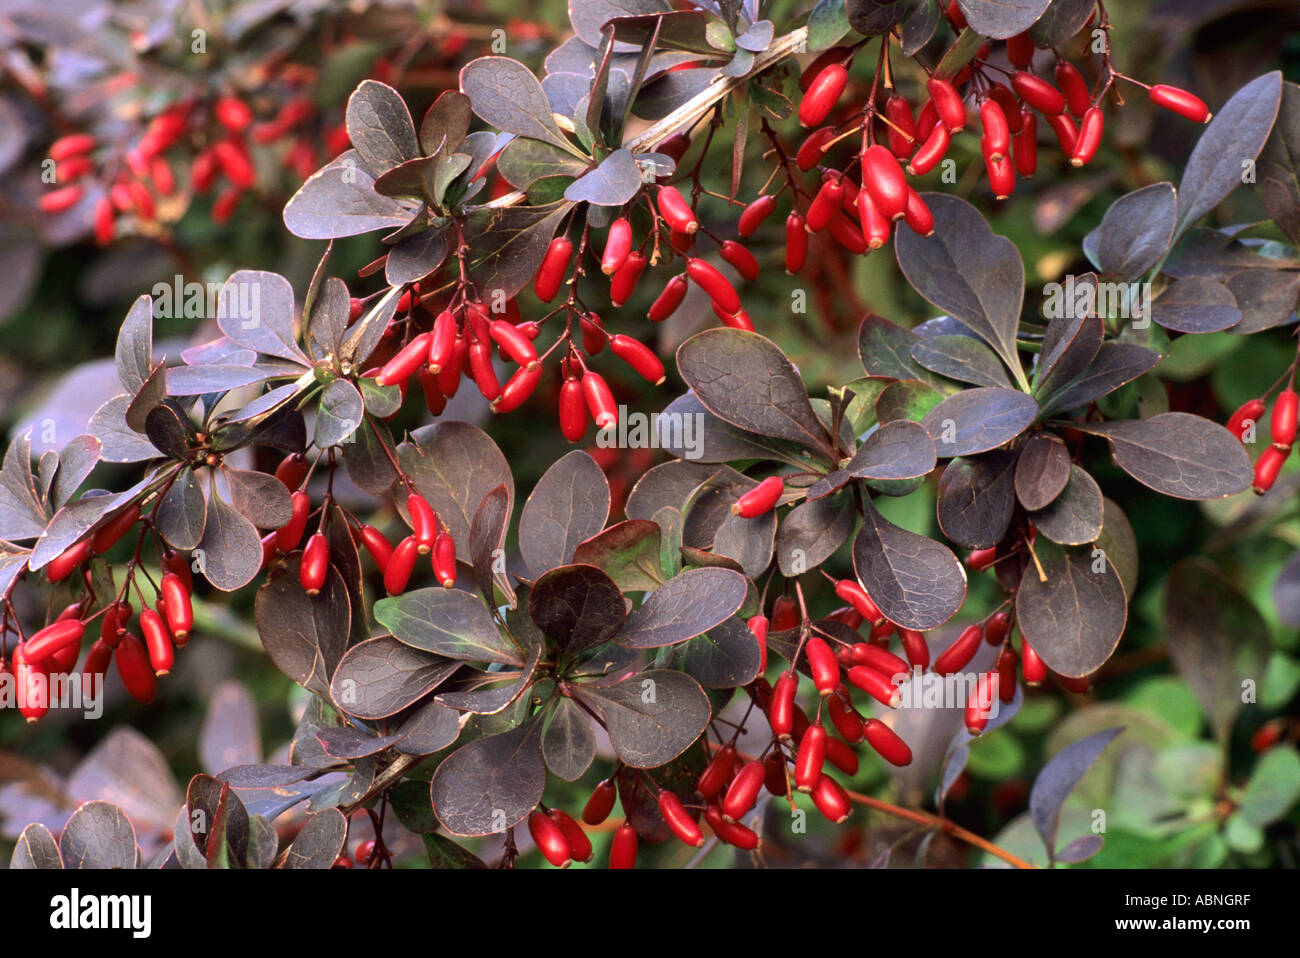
721, 760, 765, 822
861, 145, 908, 221
806, 178, 843, 233
1228, 398, 1266, 440
583, 780, 618, 826
1013, 111, 1038, 177
732, 476, 783, 519
898, 627, 929, 669
980, 99, 1010, 162
432, 532, 457, 587
927, 77, 966, 132
987, 150, 1015, 200
1055, 62, 1091, 118
769, 671, 798, 739
997, 648, 1018, 703
748, 615, 769, 674
610, 821, 638, 868
608, 334, 666, 386
806, 637, 840, 694
1071, 107, 1104, 166
216, 96, 254, 132
468, 339, 500, 401
549, 809, 592, 862
1150, 84, 1210, 123
658, 791, 704, 847
863, 718, 912, 766
24, 619, 85, 664
82, 638, 113, 699
989, 83, 1024, 134
764, 752, 788, 796
1273, 389, 1298, 446
965, 671, 997, 735
796, 126, 836, 172
800, 63, 848, 127
275, 490, 310, 552
698, 745, 737, 799
88, 503, 141, 555
885, 94, 917, 158
274, 452, 308, 493
1012, 72, 1066, 115
795, 723, 828, 792
984, 610, 1011, 646
534, 236, 573, 302
376, 331, 433, 387
1254, 444, 1288, 494
301, 532, 329, 596
1007, 32, 1035, 69
657, 185, 697, 233
493, 364, 542, 414
705, 805, 760, 849
847, 665, 901, 707
140, 609, 174, 676
384, 535, 419, 595
1021, 638, 1048, 686
719, 240, 759, 282
1045, 111, 1078, 154
646, 274, 687, 322
933, 624, 984, 675
39, 185, 83, 213
213, 139, 255, 189
50, 133, 96, 161
811, 774, 851, 823
581, 370, 618, 430
738, 194, 777, 236
13, 646, 49, 722
558, 377, 588, 441
834, 580, 884, 626
902, 189, 934, 236
528, 810, 572, 868
489, 320, 539, 371
785, 213, 808, 272
358, 525, 394, 572
686, 258, 741, 314
857, 190, 892, 250
601, 218, 633, 276
851, 643, 908, 678
610, 250, 646, 306
160, 572, 193, 641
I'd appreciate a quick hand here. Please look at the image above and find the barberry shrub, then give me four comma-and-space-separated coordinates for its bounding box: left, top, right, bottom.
2, 0, 1299, 871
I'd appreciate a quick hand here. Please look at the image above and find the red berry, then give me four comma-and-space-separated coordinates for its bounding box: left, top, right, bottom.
857, 190, 892, 250
927, 77, 966, 132
1254, 444, 1288, 494
160, 572, 193, 642
49, 133, 96, 161
847, 665, 901, 707
301, 532, 330, 596
609, 334, 666, 386
1055, 62, 1091, 118
834, 579, 884, 626
827, 690, 864, 742
89, 503, 141, 555
493, 364, 542, 414
980, 99, 1011, 162
581, 370, 618, 430
534, 236, 573, 302
997, 648, 1019, 703
1007, 32, 1035, 69
899, 627, 929, 669
863, 718, 913, 766
784, 213, 809, 273
764, 752, 789, 796
861, 144, 908, 221
1013, 111, 1039, 177
721, 760, 765, 821
686, 258, 741, 314
1272, 389, 1298, 446
1071, 107, 1104, 167
1045, 111, 1079, 154
795, 723, 828, 792
738, 194, 777, 236
1227, 398, 1266, 440
23, 619, 85, 664
658, 791, 704, 847
698, 745, 737, 799
1021, 638, 1048, 686
933, 624, 984, 675
432, 532, 457, 587
748, 614, 769, 674
213, 139, 255, 189
376, 331, 433, 387
549, 809, 592, 862
810, 774, 852, 823
39, 185, 83, 213
986, 150, 1016, 200
610, 250, 647, 306
528, 809, 572, 867
799, 63, 848, 128
582, 780, 618, 826
796, 127, 836, 172
559, 377, 587, 441
806, 636, 840, 694
769, 671, 798, 739
902, 188, 934, 236
358, 525, 395, 572
648, 273, 689, 322
732, 476, 784, 518
384, 535, 419, 595
276, 490, 310, 552
215, 96, 254, 132
13, 646, 49, 722
851, 642, 908, 678
609, 821, 638, 869
885, 94, 917, 158
984, 610, 1011, 646
274, 452, 309, 492
1012, 72, 1067, 115
46, 539, 92, 583
1150, 84, 1210, 123
704, 805, 760, 849
771, 595, 799, 631
806, 178, 844, 233
965, 671, 997, 735
657, 185, 697, 233
140, 608, 174, 676
719, 240, 760, 282
601, 217, 633, 275
489, 320, 539, 371
988, 83, 1024, 134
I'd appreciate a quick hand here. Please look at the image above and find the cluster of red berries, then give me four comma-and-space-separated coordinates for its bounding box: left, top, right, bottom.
38, 87, 348, 242
5, 501, 196, 720
1227, 384, 1298, 494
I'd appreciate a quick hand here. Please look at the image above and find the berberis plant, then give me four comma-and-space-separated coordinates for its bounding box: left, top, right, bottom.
1, 0, 1299, 873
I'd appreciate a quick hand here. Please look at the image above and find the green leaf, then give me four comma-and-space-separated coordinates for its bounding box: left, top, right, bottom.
375, 588, 522, 665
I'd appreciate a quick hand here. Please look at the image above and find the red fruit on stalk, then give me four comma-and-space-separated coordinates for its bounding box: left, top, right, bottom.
825, 737, 859, 776
301, 533, 329, 596
721, 760, 765, 821
858, 190, 892, 249
698, 745, 737, 799
659, 791, 704, 847
719, 240, 759, 282
732, 476, 784, 518
57, 155, 93, 181
139, 609, 174, 676
90, 503, 141, 554
851, 642, 908, 678
610, 250, 646, 306
1071, 107, 1104, 166
984, 610, 1011, 646
215, 96, 254, 132
806, 178, 843, 233
559, 377, 587, 441
806, 636, 840, 694
39, 185, 83, 213
764, 752, 789, 796
811, 774, 852, 824
795, 723, 828, 792
997, 648, 1019, 703
358, 525, 394, 572
902, 189, 934, 236
1055, 62, 1091, 118
23, 619, 85, 664
609, 822, 638, 869
160, 572, 193, 641
714, 304, 755, 330
581, 370, 618, 430
986, 150, 1016, 200
796, 126, 837, 172
738, 194, 777, 236
609, 334, 666, 386
489, 320, 539, 370
1007, 32, 1035, 69
212, 139, 255, 189
50, 133, 96, 161
657, 185, 698, 233
965, 671, 997, 735
276, 490, 310, 552
800, 47, 850, 92
933, 624, 984, 675
785, 213, 809, 272
827, 690, 864, 742
384, 536, 419, 595
432, 533, 457, 587
686, 258, 741, 314
46, 539, 91, 583
83, 638, 113, 698
769, 671, 798, 739
534, 236, 573, 302
1021, 638, 1048, 685
376, 331, 433, 387
980, 99, 1010, 161
988, 83, 1024, 134
771, 595, 799, 631
602, 217, 633, 275
1272, 389, 1298, 446
863, 718, 913, 766
274, 452, 309, 492
1011, 72, 1066, 115
1045, 111, 1078, 154
927, 77, 966, 132
847, 665, 901, 708
583, 780, 618, 826
648, 273, 689, 321
861, 145, 909, 221
493, 364, 542, 413
93, 197, 115, 245
834, 579, 884, 626
528, 810, 572, 868
1227, 398, 1266, 440
13, 646, 49, 722
1013, 112, 1039, 177
899, 627, 929, 669
212, 187, 243, 224
705, 805, 760, 849
799, 63, 848, 127
468, 339, 500, 401
967, 546, 998, 571
1149, 85, 1210, 123
580, 313, 606, 356
1254, 444, 1288, 494
885, 94, 917, 158
748, 614, 769, 673
549, 809, 592, 862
